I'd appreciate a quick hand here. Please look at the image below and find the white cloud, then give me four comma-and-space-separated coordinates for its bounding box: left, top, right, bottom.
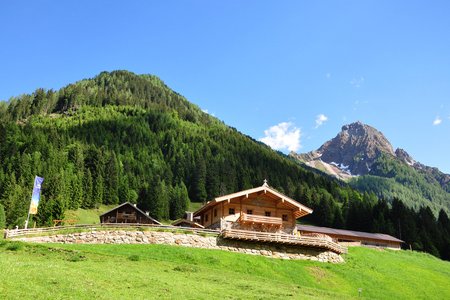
350, 76, 365, 88
260, 122, 301, 152
202, 108, 215, 117
433, 116, 442, 126
315, 114, 328, 128
326, 72, 331, 79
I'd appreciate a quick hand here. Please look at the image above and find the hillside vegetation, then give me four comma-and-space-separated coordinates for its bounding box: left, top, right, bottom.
350, 154, 450, 214
0, 70, 449, 260
0, 241, 449, 299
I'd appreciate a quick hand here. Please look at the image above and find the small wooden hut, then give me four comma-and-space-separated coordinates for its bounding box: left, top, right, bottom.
99, 202, 161, 225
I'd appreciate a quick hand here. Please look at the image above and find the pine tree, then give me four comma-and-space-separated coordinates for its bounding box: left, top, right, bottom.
0, 203, 6, 228
104, 152, 119, 204
82, 169, 93, 208
192, 152, 207, 203
93, 174, 104, 208
170, 182, 190, 220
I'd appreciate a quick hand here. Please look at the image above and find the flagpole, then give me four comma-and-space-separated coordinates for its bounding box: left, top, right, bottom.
25, 206, 31, 229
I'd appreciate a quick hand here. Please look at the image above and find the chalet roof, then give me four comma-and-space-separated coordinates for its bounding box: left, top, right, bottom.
194, 182, 313, 219
171, 219, 205, 228
297, 225, 404, 243
99, 202, 162, 225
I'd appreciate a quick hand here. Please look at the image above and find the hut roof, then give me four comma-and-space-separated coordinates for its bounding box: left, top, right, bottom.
99, 202, 162, 225
297, 225, 404, 243
171, 219, 205, 228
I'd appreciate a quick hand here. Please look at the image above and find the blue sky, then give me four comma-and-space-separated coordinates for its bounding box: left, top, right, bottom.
1, 1, 450, 173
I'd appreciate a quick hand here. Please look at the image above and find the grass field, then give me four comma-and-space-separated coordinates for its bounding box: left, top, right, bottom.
64, 205, 117, 224
1, 240, 449, 299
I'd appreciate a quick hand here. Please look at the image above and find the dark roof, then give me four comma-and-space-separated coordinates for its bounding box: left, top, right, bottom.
297, 225, 404, 243
99, 202, 162, 225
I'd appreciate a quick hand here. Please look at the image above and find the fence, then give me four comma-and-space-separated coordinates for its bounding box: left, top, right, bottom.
3, 223, 220, 239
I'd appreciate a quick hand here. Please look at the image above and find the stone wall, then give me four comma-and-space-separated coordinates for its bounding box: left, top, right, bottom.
14, 229, 344, 263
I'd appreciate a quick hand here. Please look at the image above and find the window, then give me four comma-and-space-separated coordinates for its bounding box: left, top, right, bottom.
205, 214, 209, 222
282, 214, 288, 221
247, 210, 253, 215
265, 211, 271, 217
214, 208, 217, 217
229, 208, 235, 215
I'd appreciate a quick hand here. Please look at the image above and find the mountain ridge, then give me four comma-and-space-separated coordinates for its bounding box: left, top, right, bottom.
291, 121, 450, 214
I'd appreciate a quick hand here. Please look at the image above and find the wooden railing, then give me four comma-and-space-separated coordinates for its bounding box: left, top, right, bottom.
239, 213, 283, 226
4, 223, 220, 239
221, 229, 347, 254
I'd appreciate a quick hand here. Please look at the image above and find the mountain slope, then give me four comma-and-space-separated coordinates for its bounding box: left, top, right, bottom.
291, 122, 450, 215
0, 70, 345, 227
1, 71, 449, 260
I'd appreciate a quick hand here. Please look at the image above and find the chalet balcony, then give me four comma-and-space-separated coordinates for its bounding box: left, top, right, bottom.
239, 213, 283, 227
221, 229, 347, 254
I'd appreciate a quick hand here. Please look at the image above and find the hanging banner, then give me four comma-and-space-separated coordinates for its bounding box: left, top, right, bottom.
29, 176, 44, 215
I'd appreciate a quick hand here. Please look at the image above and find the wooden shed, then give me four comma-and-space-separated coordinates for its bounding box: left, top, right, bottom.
99, 202, 161, 225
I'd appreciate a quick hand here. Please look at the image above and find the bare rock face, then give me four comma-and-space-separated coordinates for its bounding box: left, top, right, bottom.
317, 121, 395, 175
395, 148, 415, 166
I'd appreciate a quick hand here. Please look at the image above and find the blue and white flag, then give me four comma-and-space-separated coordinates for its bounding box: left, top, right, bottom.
29, 176, 44, 215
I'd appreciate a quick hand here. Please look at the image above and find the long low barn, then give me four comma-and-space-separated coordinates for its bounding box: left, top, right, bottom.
297, 225, 403, 250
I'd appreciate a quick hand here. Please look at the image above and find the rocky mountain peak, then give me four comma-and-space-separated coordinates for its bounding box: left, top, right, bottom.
395, 148, 415, 166
316, 122, 394, 175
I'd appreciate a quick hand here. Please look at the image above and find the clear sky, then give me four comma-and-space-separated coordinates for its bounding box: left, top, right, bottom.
1, 1, 450, 173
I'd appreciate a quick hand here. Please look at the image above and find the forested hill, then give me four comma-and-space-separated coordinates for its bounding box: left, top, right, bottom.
0, 71, 449, 260
0, 70, 343, 224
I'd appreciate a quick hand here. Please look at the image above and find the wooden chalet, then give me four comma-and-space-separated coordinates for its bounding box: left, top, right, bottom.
193, 180, 313, 234
99, 202, 162, 225
298, 225, 404, 250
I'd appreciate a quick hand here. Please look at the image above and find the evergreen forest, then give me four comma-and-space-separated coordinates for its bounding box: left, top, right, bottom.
0, 71, 449, 260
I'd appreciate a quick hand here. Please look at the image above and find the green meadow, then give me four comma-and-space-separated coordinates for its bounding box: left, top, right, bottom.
0, 240, 449, 299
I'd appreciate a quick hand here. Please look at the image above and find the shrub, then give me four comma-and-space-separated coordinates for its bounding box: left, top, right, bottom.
128, 255, 140, 261
6, 242, 24, 251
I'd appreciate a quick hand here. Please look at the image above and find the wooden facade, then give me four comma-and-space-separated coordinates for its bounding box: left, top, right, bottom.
99, 202, 161, 225
193, 182, 313, 234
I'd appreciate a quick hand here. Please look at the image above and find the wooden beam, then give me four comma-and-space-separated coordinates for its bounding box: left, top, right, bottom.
240, 197, 242, 215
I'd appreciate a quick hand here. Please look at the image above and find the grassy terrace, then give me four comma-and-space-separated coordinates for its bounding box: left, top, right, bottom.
1, 239, 449, 299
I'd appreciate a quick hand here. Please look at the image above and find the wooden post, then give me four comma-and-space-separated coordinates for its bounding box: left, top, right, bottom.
240, 197, 242, 215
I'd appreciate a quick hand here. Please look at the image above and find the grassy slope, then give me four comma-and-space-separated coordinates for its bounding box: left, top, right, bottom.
64, 205, 118, 224
1, 241, 449, 299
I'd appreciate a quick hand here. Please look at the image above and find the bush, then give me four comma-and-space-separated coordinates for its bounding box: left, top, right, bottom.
6, 242, 24, 251
128, 255, 140, 261
67, 253, 87, 262
173, 265, 199, 273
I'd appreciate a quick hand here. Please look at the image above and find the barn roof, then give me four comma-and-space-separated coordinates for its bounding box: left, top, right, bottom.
171, 219, 205, 228
99, 202, 162, 225
194, 181, 313, 219
297, 225, 404, 243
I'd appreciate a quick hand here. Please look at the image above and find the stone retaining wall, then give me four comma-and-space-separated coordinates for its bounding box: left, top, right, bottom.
14, 230, 344, 263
